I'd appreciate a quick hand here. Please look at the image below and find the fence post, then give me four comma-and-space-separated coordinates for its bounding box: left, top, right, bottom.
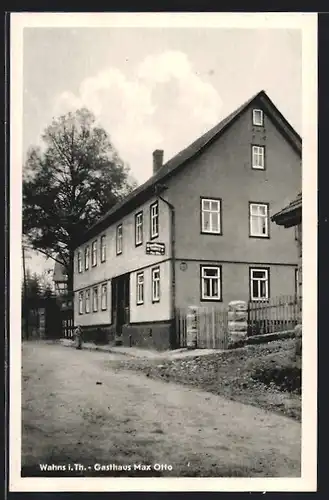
186, 306, 199, 349
228, 300, 248, 343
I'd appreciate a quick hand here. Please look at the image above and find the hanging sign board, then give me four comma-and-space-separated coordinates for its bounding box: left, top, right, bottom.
146, 242, 166, 255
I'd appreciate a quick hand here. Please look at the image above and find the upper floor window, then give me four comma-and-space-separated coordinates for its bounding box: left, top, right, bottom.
150, 201, 159, 239
84, 246, 90, 270
151, 266, 160, 303
249, 203, 269, 238
201, 265, 222, 301
93, 286, 99, 312
100, 235, 106, 262
92, 240, 97, 267
135, 212, 143, 246
136, 271, 144, 305
201, 198, 222, 234
252, 109, 264, 126
101, 283, 107, 310
56, 282, 68, 295
252, 145, 265, 170
78, 291, 84, 314
250, 268, 269, 301
85, 289, 90, 313
116, 224, 123, 255
77, 251, 82, 273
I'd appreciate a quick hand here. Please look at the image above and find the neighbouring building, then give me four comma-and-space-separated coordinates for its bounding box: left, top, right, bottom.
53, 256, 74, 337
73, 90, 302, 350
271, 191, 302, 313
53, 257, 68, 296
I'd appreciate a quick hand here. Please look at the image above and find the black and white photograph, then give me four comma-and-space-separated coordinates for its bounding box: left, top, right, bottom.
9, 12, 317, 492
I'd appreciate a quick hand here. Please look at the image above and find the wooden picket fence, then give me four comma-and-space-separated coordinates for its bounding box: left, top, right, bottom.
175, 306, 229, 350
247, 294, 302, 336
175, 294, 301, 349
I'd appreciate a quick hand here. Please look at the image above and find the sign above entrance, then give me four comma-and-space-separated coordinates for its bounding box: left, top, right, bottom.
146, 242, 166, 256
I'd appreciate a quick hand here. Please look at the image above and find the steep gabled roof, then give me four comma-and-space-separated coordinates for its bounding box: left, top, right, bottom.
271, 192, 302, 227
76, 90, 302, 246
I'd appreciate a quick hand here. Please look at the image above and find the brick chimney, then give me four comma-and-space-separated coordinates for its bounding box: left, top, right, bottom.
153, 149, 164, 175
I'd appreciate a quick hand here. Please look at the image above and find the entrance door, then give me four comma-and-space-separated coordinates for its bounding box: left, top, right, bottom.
112, 273, 130, 336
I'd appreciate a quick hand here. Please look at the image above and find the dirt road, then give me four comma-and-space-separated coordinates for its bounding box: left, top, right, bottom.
21, 341, 301, 477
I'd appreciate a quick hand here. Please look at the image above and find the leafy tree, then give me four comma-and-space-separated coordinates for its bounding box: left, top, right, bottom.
23, 270, 43, 300
43, 283, 55, 299
23, 108, 137, 292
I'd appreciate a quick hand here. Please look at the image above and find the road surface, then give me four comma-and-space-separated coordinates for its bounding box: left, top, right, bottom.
21, 341, 301, 477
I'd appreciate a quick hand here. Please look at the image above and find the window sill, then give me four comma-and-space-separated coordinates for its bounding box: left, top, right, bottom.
249, 234, 270, 239
201, 230, 222, 236
200, 297, 222, 302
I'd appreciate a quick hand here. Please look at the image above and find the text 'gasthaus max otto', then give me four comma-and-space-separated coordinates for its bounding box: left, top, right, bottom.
39, 463, 174, 472
94, 463, 173, 472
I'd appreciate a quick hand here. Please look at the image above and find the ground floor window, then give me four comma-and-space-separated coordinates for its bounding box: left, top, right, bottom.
78, 291, 84, 314
136, 271, 144, 305
151, 267, 160, 303
201, 265, 222, 301
101, 283, 107, 310
85, 289, 90, 313
93, 286, 99, 312
250, 268, 269, 301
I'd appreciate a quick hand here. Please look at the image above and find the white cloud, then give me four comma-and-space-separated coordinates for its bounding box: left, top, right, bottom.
53, 50, 222, 183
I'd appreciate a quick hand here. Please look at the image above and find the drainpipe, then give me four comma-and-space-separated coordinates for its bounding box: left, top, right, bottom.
154, 186, 176, 345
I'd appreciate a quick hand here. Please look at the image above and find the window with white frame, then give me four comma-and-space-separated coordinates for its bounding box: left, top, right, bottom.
252, 109, 264, 126
250, 268, 269, 301
136, 271, 144, 305
93, 286, 98, 312
84, 246, 90, 270
135, 212, 143, 246
150, 202, 159, 239
201, 265, 222, 301
201, 198, 221, 234
151, 267, 160, 302
101, 283, 107, 310
116, 224, 123, 255
85, 289, 90, 313
252, 145, 265, 170
77, 251, 82, 273
249, 203, 269, 237
78, 291, 84, 314
100, 235, 106, 262
92, 240, 97, 267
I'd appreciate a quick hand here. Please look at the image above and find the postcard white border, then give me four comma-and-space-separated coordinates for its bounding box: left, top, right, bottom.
9, 12, 318, 492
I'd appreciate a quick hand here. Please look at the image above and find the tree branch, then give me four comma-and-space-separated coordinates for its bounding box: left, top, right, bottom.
24, 247, 66, 267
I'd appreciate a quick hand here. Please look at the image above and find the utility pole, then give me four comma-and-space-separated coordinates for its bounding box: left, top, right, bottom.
22, 245, 29, 340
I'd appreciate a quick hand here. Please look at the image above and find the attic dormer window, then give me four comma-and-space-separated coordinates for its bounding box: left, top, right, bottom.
252, 109, 264, 126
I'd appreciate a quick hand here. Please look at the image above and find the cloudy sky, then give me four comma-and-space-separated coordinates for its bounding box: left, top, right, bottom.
22, 23, 302, 274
